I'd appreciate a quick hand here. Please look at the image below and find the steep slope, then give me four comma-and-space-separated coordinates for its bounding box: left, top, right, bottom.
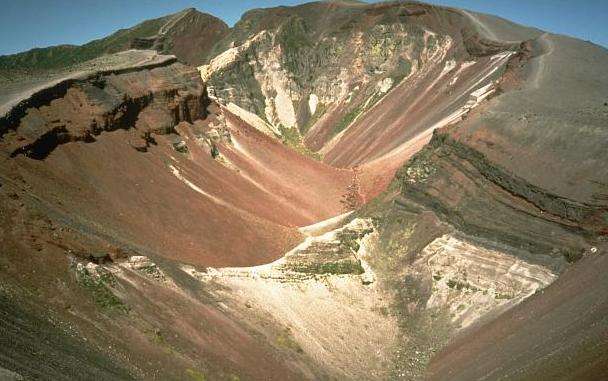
360, 10, 608, 381
426, 249, 608, 381
0, 43, 354, 379
394, 32, 608, 264
402, 22, 608, 381
199, 1, 540, 199
0, 57, 353, 267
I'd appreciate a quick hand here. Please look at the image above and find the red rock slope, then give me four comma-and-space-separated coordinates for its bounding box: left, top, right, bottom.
0, 59, 353, 268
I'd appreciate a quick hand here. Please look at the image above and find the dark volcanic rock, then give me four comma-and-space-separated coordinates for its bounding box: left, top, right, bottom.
4, 61, 208, 159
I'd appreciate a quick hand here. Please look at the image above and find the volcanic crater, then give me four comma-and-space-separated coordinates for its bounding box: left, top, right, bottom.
0, 2, 607, 380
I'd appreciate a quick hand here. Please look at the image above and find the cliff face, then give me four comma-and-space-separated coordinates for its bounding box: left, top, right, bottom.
4, 61, 207, 159
203, 10, 447, 136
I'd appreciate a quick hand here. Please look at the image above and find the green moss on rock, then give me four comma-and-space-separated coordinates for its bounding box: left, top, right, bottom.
279, 125, 321, 160
76, 265, 129, 314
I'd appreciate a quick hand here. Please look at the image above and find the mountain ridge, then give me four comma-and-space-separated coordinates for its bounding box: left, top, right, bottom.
0, 8, 228, 73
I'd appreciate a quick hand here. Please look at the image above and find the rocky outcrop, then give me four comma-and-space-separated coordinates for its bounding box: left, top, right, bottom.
186, 218, 375, 282
201, 3, 456, 143
395, 125, 604, 264
198, 1, 519, 139
2, 60, 208, 159
0, 51, 178, 133
413, 234, 556, 329
427, 244, 608, 381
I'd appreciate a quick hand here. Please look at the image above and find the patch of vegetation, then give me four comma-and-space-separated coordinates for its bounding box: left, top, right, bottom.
360, 206, 456, 379
563, 248, 583, 263
277, 16, 314, 76
368, 89, 387, 110
330, 86, 391, 139
392, 57, 412, 84
300, 103, 327, 135
427, 34, 438, 51
152, 329, 165, 345
76, 266, 129, 314
337, 228, 374, 253
396, 146, 437, 185
277, 17, 312, 52
275, 327, 304, 354
390, 273, 454, 379
140, 264, 161, 277
291, 260, 365, 275
343, 239, 361, 253
446, 279, 478, 291
173, 141, 189, 154
332, 103, 363, 137
279, 125, 321, 160
185, 368, 207, 381
211, 144, 220, 159
210, 58, 267, 119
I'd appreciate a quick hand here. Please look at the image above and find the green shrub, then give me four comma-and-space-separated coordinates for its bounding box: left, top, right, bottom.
291, 260, 365, 275
279, 125, 321, 160
563, 249, 583, 263
211, 144, 220, 159
76, 266, 128, 313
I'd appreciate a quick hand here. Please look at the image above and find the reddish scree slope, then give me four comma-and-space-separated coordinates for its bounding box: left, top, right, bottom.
306, 43, 516, 200
9, 122, 351, 267
0, 61, 353, 268
351, 52, 511, 199
0, 12, 533, 268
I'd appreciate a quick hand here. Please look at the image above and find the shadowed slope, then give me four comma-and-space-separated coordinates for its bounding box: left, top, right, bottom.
426, 247, 608, 381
